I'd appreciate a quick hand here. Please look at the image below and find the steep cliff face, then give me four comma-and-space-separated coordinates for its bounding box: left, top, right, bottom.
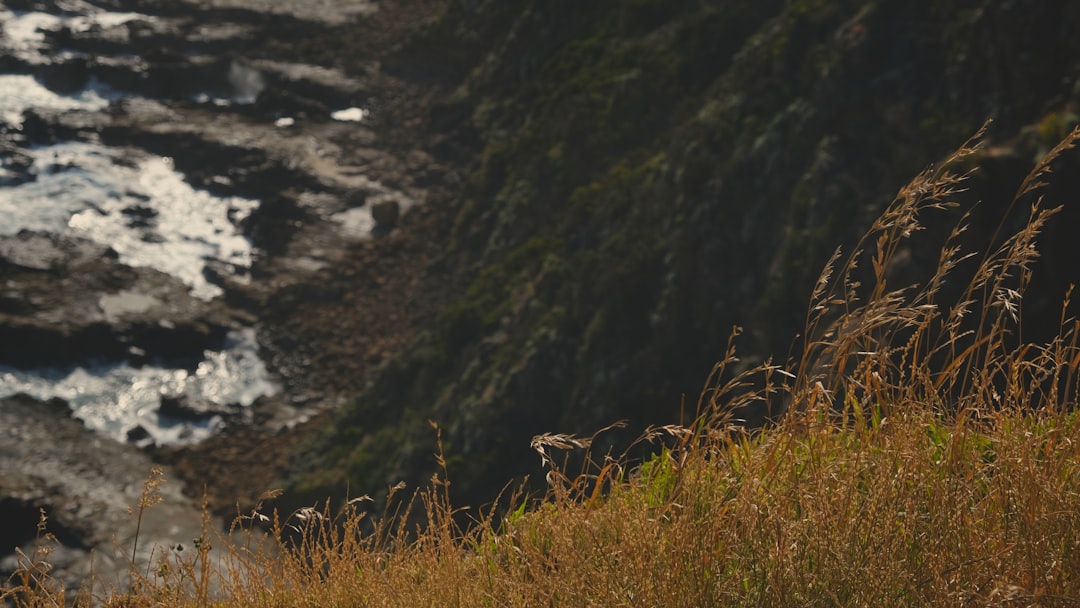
286, 0, 1080, 507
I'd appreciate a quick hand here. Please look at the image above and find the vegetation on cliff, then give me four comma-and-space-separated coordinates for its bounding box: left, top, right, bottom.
284, 0, 1080, 509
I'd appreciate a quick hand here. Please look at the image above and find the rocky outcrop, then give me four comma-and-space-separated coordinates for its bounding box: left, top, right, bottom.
370, 197, 401, 229
158, 392, 236, 422
0, 393, 211, 595
0, 231, 236, 369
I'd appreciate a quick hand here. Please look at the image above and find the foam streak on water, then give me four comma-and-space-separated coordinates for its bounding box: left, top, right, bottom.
1, 6, 147, 59
0, 141, 258, 300
0, 74, 112, 126
0, 329, 276, 445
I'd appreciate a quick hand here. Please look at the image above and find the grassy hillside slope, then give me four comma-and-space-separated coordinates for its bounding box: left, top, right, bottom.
9, 129, 1080, 605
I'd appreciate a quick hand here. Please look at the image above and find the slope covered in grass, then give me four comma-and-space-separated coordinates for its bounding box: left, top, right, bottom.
7, 127, 1080, 607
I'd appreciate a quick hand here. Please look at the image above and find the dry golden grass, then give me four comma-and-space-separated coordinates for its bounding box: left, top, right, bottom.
5, 126, 1080, 607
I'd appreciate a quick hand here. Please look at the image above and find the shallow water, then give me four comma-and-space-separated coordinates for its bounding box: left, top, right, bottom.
0, 328, 276, 445
0, 74, 113, 126
0, 144, 275, 441
0, 140, 259, 300
0, 7, 278, 444
0, 6, 146, 60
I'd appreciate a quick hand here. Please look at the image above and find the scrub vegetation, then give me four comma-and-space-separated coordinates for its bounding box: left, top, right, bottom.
6, 127, 1080, 607
286, 0, 1080, 512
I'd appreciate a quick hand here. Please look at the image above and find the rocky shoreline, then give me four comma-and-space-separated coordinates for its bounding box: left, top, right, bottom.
0, 393, 209, 596
1, 0, 457, 589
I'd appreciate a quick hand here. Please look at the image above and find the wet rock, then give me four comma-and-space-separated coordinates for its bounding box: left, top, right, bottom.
248, 61, 366, 119
371, 198, 400, 229
0, 232, 235, 369
13, 107, 108, 147
0, 496, 62, 555
0, 141, 36, 186
0, 230, 104, 273
121, 203, 159, 228
35, 57, 91, 95
346, 190, 367, 207
126, 19, 159, 42
242, 193, 310, 254
126, 424, 152, 444
0, 293, 31, 315
159, 392, 234, 422
255, 87, 330, 118
0, 393, 211, 594
200, 259, 230, 287
18, 110, 58, 145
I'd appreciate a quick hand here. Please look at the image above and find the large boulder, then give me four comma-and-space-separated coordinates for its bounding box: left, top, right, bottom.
0, 393, 210, 594
34, 57, 91, 95
370, 197, 401, 229
0, 231, 235, 369
159, 392, 237, 422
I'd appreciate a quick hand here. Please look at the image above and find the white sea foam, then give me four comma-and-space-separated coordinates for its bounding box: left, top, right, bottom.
330, 107, 368, 122
0, 7, 146, 57
0, 10, 61, 52
0, 142, 273, 443
66, 11, 147, 33
0, 74, 112, 127
0, 329, 276, 445
0, 141, 258, 300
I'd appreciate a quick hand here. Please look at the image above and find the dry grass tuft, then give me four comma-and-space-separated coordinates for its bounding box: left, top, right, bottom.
5, 127, 1080, 606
